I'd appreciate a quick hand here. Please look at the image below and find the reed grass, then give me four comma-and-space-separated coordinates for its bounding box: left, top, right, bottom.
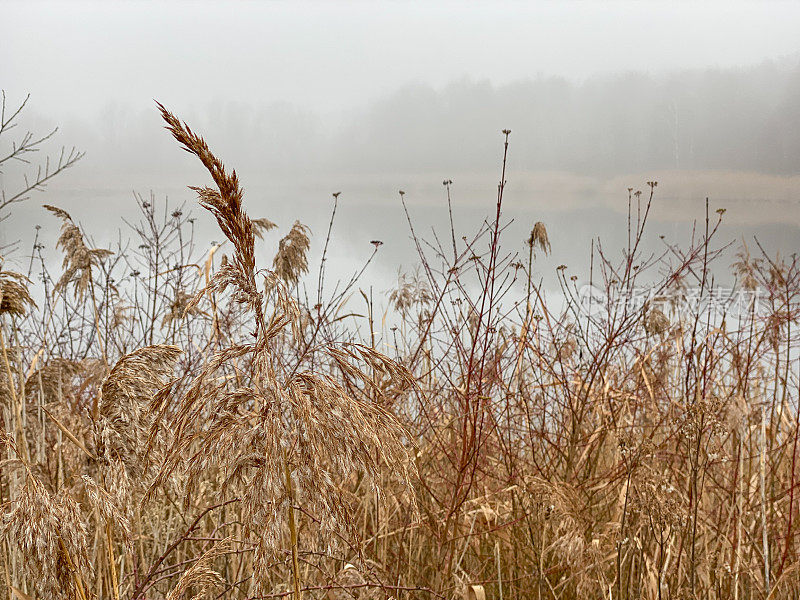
1, 101, 799, 600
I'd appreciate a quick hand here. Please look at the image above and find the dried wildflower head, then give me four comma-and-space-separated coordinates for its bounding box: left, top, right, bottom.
558, 336, 578, 361
43, 204, 113, 298
389, 270, 432, 316
328, 343, 416, 401
527, 221, 551, 255
97, 344, 181, 476
110, 301, 133, 330
273, 220, 311, 285
25, 357, 80, 400
0, 267, 36, 317
644, 306, 670, 336
158, 103, 265, 336
81, 474, 133, 546
769, 258, 789, 288
680, 394, 727, 445
162, 290, 204, 328
1, 475, 91, 600
732, 244, 760, 291
252, 216, 278, 239
165, 541, 228, 600
630, 467, 686, 533
523, 477, 585, 562
765, 311, 785, 353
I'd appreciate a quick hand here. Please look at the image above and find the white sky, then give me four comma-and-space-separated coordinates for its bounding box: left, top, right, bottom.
3, 0, 800, 118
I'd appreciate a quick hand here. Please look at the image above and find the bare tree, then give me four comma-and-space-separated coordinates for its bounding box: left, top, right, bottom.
0, 91, 84, 228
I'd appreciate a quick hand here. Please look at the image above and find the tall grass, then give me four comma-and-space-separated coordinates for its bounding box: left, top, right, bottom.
1, 102, 799, 600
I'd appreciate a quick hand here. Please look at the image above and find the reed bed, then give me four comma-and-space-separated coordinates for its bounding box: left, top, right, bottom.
1, 101, 799, 600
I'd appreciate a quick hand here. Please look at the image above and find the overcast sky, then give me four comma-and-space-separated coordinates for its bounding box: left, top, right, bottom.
4, 1, 800, 117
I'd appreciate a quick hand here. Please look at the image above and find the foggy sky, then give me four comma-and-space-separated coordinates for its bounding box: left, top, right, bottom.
4, 1, 800, 117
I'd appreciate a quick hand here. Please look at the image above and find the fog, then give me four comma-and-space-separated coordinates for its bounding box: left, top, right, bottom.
2, 1, 800, 292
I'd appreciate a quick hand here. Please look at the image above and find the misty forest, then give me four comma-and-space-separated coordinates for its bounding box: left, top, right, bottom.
2, 5, 800, 600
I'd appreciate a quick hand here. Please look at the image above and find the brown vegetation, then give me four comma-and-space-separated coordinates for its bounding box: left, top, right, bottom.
1, 101, 799, 600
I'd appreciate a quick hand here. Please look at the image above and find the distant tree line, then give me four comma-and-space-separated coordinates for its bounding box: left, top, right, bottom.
332, 58, 800, 176
63, 57, 800, 181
